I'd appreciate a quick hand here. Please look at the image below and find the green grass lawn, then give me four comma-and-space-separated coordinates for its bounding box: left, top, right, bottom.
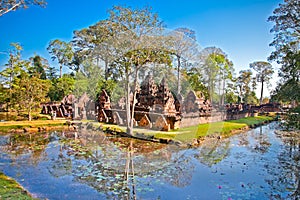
94, 115, 274, 143
153, 116, 273, 143
0, 172, 36, 200
0, 115, 274, 143
226, 116, 273, 126
0, 120, 67, 133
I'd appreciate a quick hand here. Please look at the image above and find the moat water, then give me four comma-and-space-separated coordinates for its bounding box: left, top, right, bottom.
0, 122, 299, 200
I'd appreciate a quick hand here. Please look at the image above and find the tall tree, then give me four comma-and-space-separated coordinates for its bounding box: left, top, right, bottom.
47, 39, 74, 78
236, 70, 252, 104
107, 6, 171, 135
185, 67, 209, 99
0, 0, 46, 16
199, 47, 232, 105
217, 56, 234, 105
0, 44, 51, 120
48, 73, 75, 102
72, 20, 116, 80
73, 60, 104, 101
46, 65, 58, 81
29, 55, 48, 79
0, 83, 7, 107
268, 0, 300, 103
0, 43, 23, 110
250, 61, 274, 105
12, 66, 51, 121
167, 28, 199, 95
268, 0, 300, 64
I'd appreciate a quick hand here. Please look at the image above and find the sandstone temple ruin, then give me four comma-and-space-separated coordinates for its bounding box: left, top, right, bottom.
97, 74, 213, 131
41, 73, 281, 131
41, 93, 95, 120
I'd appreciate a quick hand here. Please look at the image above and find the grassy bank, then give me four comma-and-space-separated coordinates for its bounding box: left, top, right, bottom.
0, 172, 36, 199
150, 116, 274, 143
0, 116, 274, 143
98, 115, 275, 144
0, 120, 67, 134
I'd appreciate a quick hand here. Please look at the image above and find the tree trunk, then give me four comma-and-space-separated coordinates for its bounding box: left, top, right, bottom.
239, 85, 243, 103
129, 67, 139, 136
260, 80, 264, 105
105, 59, 109, 80
222, 75, 226, 105
59, 64, 62, 78
125, 73, 132, 135
209, 79, 214, 105
218, 73, 221, 106
177, 55, 181, 95
28, 107, 32, 121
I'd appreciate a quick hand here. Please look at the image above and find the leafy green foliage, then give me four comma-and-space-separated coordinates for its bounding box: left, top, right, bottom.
30, 55, 48, 79
47, 39, 74, 77
12, 69, 51, 120
268, 0, 299, 99
268, 1, 299, 130
250, 61, 274, 105
73, 61, 106, 101
236, 70, 253, 104
244, 91, 259, 105
199, 47, 234, 105
272, 79, 300, 102
283, 106, 300, 130
268, 0, 300, 64
0, 44, 51, 120
48, 73, 75, 101
185, 67, 209, 99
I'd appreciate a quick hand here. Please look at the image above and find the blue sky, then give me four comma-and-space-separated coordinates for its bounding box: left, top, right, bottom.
0, 0, 282, 95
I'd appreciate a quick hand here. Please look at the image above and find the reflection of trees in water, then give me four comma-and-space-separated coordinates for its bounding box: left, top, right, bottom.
237, 132, 249, 147
81, 138, 193, 199
48, 144, 73, 178
0, 129, 196, 199
1, 124, 299, 199
0, 132, 50, 166
252, 126, 271, 154
43, 130, 194, 199
233, 124, 299, 199
232, 124, 299, 199
267, 130, 300, 199
235, 127, 271, 154
194, 137, 230, 167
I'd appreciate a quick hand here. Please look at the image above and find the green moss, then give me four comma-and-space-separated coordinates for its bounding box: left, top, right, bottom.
0, 172, 36, 199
